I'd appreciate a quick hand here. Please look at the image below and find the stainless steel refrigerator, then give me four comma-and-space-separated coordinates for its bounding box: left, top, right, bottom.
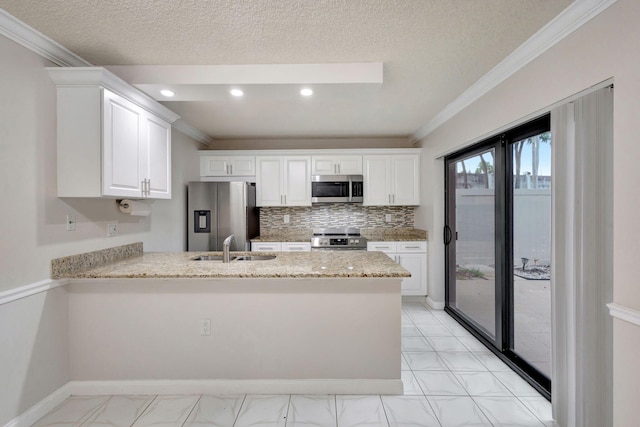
187, 182, 259, 251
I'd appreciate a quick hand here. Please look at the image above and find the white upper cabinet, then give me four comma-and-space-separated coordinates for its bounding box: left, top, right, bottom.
311, 155, 363, 175
256, 156, 311, 207
363, 154, 420, 205
200, 155, 255, 177
145, 114, 172, 198
48, 67, 178, 199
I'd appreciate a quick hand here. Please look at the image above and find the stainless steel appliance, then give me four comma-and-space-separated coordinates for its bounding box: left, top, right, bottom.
311, 175, 363, 203
187, 182, 259, 251
310, 228, 367, 251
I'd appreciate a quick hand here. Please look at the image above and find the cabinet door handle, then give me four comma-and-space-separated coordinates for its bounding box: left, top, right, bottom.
284, 195, 287, 205
405, 245, 420, 249
392, 194, 395, 204
230, 164, 233, 175
337, 163, 340, 174
141, 179, 150, 197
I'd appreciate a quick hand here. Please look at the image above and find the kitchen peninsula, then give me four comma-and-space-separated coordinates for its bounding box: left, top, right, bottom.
52, 243, 408, 396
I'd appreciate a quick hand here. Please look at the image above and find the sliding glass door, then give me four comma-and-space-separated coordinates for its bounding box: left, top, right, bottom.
445, 115, 551, 396
445, 146, 501, 344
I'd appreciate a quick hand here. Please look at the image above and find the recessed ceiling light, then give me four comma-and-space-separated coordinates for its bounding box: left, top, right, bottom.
230, 89, 244, 97
160, 89, 175, 97
300, 88, 313, 96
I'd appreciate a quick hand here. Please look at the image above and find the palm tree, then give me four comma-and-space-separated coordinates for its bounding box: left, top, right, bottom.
513, 132, 550, 189
514, 139, 528, 189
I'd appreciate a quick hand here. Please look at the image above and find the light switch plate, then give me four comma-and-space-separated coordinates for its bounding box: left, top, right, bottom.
107, 222, 118, 237
385, 214, 392, 222
284, 214, 290, 224
66, 214, 76, 231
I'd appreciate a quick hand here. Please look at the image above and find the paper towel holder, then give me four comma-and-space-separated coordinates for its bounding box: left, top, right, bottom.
117, 199, 152, 216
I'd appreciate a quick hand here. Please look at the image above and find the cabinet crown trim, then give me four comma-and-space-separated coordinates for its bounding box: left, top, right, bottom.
47, 67, 180, 124
199, 148, 421, 156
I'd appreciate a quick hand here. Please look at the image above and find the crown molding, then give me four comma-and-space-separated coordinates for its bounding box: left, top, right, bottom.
1, 8, 212, 144
411, 0, 619, 143
0, 8, 90, 66
47, 67, 181, 123
173, 119, 215, 146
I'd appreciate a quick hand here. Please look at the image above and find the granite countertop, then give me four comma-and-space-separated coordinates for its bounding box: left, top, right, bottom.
252, 228, 428, 242
54, 250, 410, 279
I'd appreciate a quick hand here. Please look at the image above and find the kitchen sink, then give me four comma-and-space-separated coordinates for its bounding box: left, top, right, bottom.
191, 255, 276, 262
192, 255, 224, 261
234, 255, 277, 261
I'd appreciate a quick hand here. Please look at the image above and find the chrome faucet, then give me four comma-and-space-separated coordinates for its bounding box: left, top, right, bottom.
222, 234, 235, 263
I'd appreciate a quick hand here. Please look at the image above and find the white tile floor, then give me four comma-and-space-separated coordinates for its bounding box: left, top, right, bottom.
31, 302, 553, 427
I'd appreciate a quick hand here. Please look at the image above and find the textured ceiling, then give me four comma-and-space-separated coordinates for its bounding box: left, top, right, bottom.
0, 0, 573, 140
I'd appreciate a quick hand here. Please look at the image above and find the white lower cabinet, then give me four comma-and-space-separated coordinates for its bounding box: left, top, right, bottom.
281, 242, 312, 252
251, 242, 282, 252
251, 242, 311, 252
367, 241, 427, 296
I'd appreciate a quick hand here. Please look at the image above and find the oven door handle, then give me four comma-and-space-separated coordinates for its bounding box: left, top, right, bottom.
348, 176, 353, 202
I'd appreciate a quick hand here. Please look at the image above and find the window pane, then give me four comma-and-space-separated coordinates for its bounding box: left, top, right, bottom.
452, 149, 496, 338
512, 132, 552, 377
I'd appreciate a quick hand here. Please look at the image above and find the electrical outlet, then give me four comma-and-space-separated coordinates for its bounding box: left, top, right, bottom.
107, 222, 118, 237
66, 214, 76, 231
200, 319, 211, 336
385, 214, 392, 222
284, 214, 290, 224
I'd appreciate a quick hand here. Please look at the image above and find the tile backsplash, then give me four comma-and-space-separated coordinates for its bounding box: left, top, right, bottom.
259, 204, 415, 232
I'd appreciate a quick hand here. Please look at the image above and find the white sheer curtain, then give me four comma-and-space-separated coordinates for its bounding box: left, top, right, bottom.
551, 85, 613, 427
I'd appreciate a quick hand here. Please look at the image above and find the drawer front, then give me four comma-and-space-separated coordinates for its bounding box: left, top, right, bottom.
367, 242, 398, 253
397, 241, 427, 253
282, 242, 311, 252
251, 242, 282, 252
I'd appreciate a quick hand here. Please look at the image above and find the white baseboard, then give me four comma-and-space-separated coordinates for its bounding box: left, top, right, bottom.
426, 297, 445, 310
68, 379, 403, 396
3, 383, 71, 427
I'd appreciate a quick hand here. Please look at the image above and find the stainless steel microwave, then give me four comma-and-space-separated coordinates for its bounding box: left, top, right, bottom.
311, 175, 363, 203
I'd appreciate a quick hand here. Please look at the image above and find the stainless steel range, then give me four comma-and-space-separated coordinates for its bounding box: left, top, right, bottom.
310, 228, 367, 251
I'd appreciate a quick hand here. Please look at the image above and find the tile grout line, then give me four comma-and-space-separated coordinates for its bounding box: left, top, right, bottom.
77, 395, 113, 427
377, 395, 391, 427
283, 394, 292, 427
131, 395, 159, 427
180, 394, 203, 427
231, 394, 247, 427
513, 395, 551, 426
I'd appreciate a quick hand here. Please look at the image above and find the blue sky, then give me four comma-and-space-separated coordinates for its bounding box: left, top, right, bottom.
458, 135, 552, 177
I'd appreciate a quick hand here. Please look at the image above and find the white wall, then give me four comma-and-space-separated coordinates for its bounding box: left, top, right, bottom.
414, 0, 638, 425
67, 278, 400, 388
0, 33, 200, 425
